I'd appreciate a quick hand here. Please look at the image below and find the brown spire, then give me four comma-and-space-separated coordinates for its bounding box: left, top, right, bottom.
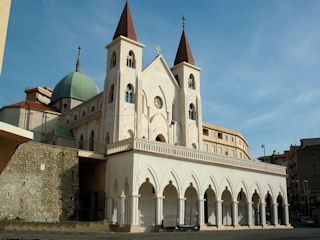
113, 1, 137, 41
174, 29, 194, 66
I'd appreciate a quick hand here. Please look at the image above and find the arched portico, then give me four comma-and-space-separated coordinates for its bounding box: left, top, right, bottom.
163, 181, 178, 227
277, 194, 285, 225
204, 186, 217, 226
184, 184, 198, 226
252, 191, 261, 226
221, 188, 232, 226
138, 179, 155, 226
237, 189, 247, 225
265, 192, 273, 225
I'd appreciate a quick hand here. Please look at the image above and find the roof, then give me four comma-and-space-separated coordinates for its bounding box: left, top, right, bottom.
6, 100, 59, 112
174, 29, 194, 66
51, 71, 99, 104
54, 127, 73, 138
113, 1, 137, 41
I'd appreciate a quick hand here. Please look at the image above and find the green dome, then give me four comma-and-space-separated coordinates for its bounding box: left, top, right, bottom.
51, 71, 99, 104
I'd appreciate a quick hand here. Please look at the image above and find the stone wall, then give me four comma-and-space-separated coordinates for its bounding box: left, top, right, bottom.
0, 141, 79, 222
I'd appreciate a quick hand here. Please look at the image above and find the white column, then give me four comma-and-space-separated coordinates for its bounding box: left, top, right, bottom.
155, 196, 164, 226
247, 202, 253, 226
284, 203, 289, 225
216, 200, 223, 226
260, 203, 266, 226
129, 194, 140, 226
178, 198, 186, 225
198, 198, 205, 226
272, 203, 278, 225
232, 201, 239, 226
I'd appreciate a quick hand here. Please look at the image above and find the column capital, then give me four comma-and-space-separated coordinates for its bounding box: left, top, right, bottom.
156, 195, 165, 199
247, 201, 253, 205
130, 194, 141, 198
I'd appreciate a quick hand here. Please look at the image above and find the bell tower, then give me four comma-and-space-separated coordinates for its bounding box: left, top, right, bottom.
100, 1, 144, 151
171, 20, 202, 149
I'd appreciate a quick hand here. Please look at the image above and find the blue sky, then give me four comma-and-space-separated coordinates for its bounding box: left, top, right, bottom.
1, 0, 320, 159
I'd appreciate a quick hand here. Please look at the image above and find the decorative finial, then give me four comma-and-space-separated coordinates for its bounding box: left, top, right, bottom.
155, 45, 161, 56
76, 46, 81, 72
182, 16, 186, 29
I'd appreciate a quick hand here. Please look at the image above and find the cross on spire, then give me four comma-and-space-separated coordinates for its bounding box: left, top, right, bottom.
76, 46, 81, 72
182, 16, 186, 29
77, 46, 81, 58
155, 45, 161, 56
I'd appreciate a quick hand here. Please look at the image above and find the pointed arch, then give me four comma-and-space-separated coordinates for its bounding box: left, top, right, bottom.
188, 73, 195, 89
181, 171, 201, 198
159, 168, 181, 196
110, 51, 117, 68
137, 164, 159, 195
126, 50, 136, 68
108, 84, 114, 103
219, 177, 234, 199
125, 84, 134, 103
235, 178, 249, 201
189, 103, 196, 120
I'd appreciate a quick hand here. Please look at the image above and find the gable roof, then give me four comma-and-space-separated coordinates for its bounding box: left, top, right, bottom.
174, 29, 194, 66
6, 100, 59, 113
113, 1, 137, 41
142, 55, 180, 88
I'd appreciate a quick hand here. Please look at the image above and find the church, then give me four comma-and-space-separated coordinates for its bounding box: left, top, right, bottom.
0, 1, 290, 232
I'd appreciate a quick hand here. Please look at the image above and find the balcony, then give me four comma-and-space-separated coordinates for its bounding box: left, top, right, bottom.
106, 138, 286, 176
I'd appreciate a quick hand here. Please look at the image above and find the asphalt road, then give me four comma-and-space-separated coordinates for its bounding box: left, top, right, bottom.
1, 227, 320, 240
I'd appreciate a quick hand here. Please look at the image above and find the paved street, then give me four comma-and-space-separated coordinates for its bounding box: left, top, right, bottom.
1, 227, 320, 240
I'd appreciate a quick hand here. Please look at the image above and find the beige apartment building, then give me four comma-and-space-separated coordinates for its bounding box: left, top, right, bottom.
202, 122, 250, 160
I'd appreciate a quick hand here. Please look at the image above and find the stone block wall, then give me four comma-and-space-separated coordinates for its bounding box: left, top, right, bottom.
0, 141, 79, 222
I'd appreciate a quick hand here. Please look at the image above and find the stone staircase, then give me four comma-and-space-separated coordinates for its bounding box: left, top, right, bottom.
0, 220, 110, 233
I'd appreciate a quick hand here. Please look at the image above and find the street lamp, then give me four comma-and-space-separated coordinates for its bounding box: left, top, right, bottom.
304, 180, 309, 216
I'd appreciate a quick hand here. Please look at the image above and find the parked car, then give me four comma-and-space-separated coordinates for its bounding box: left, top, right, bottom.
301, 216, 315, 226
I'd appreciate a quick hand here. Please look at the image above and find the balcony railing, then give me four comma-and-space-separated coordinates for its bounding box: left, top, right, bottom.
107, 138, 286, 176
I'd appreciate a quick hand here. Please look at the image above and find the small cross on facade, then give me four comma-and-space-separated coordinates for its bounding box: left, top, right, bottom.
155, 45, 161, 56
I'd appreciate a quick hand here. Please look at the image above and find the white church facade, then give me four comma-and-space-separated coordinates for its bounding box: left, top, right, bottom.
0, 1, 290, 232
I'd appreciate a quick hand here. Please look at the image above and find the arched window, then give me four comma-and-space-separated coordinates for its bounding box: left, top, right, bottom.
89, 130, 94, 151
125, 84, 134, 103
109, 84, 114, 103
189, 103, 196, 120
188, 74, 195, 89
126, 50, 135, 68
110, 51, 117, 68
79, 134, 83, 149
155, 134, 166, 143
